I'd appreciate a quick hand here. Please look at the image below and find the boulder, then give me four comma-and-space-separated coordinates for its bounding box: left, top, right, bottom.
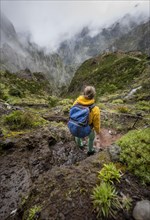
133, 200, 150, 220
108, 144, 121, 161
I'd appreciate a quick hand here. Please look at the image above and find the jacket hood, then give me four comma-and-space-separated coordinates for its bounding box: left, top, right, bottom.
76, 95, 95, 105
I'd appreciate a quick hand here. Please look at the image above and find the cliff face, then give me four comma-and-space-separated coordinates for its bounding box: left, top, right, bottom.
0, 14, 70, 90
111, 20, 150, 54
1, 12, 149, 91
57, 15, 150, 67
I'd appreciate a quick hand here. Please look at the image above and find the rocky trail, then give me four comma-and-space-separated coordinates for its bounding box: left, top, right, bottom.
0, 126, 120, 219
0, 124, 150, 220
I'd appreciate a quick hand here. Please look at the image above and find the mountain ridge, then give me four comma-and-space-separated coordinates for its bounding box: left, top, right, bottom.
57, 16, 150, 67
0, 12, 149, 91
0, 13, 70, 91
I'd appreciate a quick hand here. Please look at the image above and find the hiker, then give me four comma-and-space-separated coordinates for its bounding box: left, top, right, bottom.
68, 86, 102, 156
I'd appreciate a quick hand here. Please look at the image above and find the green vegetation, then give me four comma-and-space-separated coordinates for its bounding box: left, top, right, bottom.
3, 110, 47, 130
8, 87, 23, 97
48, 95, 59, 107
58, 98, 73, 105
116, 105, 129, 113
136, 100, 150, 112
117, 128, 150, 183
62, 104, 72, 115
91, 162, 134, 218
120, 194, 132, 212
27, 205, 41, 220
1, 51, 149, 219
98, 163, 121, 183
0, 89, 4, 99
91, 182, 120, 218
58, 98, 73, 114
0, 70, 52, 104
111, 99, 124, 104
68, 53, 148, 99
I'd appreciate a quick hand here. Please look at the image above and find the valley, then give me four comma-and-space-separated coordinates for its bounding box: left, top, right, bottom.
0, 6, 150, 219
0, 50, 150, 219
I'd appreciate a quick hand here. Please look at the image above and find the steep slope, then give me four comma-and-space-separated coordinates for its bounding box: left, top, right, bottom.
58, 15, 150, 67
0, 69, 52, 105
0, 58, 149, 220
112, 20, 150, 54
0, 13, 70, 90
68, 52, 150, 102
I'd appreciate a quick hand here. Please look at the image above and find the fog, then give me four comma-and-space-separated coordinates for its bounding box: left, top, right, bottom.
1, 0, 149, 50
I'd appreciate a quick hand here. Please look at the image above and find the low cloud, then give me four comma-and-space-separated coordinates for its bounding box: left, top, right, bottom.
1, 0, 149, 50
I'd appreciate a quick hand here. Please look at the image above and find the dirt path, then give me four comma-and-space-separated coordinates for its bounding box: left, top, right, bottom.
95, 128, 122, 148
0, 126, 149, 220
0, 126, 121, 220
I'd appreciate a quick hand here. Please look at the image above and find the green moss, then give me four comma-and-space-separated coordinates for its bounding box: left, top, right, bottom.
58, 98, 73, 105
136, 101, 150, 112
117, 128, 150, 183
116, 105, 130, 113
62, 104, 72, 115
3, 111, 34, 130
3, 110, 47, 130
49, 121, 65, 128
111, 99, 124, 104
0, 70, 52, 104
97, 151, 111, 164
68, 53, 148, 99
97, 102, 107, 110
48, 96, 60, 107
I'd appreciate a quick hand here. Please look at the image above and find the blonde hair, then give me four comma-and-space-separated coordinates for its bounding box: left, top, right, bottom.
83, 86, 96, 99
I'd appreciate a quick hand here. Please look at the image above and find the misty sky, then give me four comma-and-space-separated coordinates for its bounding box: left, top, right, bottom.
1, 0, 150, 50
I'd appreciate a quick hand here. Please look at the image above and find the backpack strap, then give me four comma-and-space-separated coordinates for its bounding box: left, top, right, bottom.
89, 103, 95, 111
75, 103, 95, 111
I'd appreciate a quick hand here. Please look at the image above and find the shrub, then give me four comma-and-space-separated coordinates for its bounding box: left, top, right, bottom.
4, 111, 35, 130
117, 128, 150, 183
98, 163, 121, 183
48, 96, 59, 107
59, 98, 73, 105
136, 101, 150, 112
9, 87, 23, 97
102, 83, 117, 94
116, 105, 129, 113
112, 99, 124, 104
27, 205, 41, 220
91, 182, 120, 218
97, 103, 107, 109
62, 104, 72, 115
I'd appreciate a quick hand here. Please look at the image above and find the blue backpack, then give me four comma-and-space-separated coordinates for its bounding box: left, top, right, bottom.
68, 104, 95, 138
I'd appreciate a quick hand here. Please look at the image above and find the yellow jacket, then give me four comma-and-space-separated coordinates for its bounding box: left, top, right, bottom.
73, 95, 100, 134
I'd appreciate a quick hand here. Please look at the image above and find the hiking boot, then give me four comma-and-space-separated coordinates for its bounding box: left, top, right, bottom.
87, 149, 96, 156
